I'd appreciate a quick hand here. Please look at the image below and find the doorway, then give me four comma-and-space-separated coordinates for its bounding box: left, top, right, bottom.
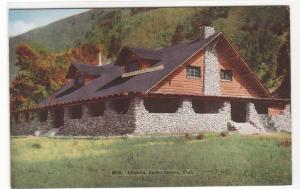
231, 102, 247, 122
54, 108, 64, 128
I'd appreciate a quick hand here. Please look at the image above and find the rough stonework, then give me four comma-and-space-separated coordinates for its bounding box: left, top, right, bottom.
11, 111, 53, 135
199, 26, 221, 96
199, 26, 215, 40
246, 103, 291, 132
11, 98, 291, 136
204, 42, 221, 96
57, 100, 136, 136
134, 98, 230, 133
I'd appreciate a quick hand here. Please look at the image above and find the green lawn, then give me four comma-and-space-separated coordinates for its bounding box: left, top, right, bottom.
11, 133, 291, 187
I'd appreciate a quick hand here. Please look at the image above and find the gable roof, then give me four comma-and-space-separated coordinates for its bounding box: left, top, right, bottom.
30, 31, 273, 110
66, 63, 102, 79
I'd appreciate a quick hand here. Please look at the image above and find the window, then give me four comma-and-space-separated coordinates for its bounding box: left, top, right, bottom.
192, 100, 222, 114
186, 66, 201, 78
88, 102, 105, 117
127, 61, 139, 72
220, 69, 233, 81
74, 76, 84, 87
39, 110, 48, 122
254, 103, 268, 114
69, 105, 83, 119
144, 98, 180, 113
112, 98, 130, 114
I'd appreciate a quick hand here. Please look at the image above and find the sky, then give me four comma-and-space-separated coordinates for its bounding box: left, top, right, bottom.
9, 9, 89, 37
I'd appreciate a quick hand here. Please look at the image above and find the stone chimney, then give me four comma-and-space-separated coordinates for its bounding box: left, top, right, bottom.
98, 52, 102, 66
201, 26, 221, 96
199, 26, 215, 40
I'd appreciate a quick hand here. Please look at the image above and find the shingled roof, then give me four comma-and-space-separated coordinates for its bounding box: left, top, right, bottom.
34, 31, 271, 109
66, 63, 103, 79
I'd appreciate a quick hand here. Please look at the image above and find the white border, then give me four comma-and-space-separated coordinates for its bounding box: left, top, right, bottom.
7, 0, 294, 9
2, 1, 300, 189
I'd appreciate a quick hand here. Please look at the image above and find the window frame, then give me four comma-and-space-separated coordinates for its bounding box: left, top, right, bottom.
220, 69, 233, 81
186, 66, 201, 78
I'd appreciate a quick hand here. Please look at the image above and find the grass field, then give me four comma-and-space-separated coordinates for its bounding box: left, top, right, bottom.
11, 133, 291, 187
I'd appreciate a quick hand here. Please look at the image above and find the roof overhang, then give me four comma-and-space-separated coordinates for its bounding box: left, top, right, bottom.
12, 92, 290, 113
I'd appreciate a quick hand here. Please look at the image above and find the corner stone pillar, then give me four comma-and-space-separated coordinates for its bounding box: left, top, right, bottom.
245, 102, 257, 121
48, 109, 55, 127
177, 98, 194, 114
82, 105, 89, 120
128, 97, 147, 115
104, 100, 115, 115
44, 110, 50, 127
220, 101, 231, 115
283, 104, 291, 115
64, 107, 71, 123
32, 111, 37, 122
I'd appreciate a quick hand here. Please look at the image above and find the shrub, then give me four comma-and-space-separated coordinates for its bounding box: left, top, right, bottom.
278, 139, 291, 147
220, 131, 229, 137
196, 133, 204, 140
32, 143, 41, 149
184, 133, 191, 140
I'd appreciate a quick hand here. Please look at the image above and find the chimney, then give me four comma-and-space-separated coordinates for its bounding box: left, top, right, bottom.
98, 52, 102, 66
199, 26, 215, 40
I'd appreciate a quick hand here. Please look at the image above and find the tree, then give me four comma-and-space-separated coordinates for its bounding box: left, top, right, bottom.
11, 42, 106, 110
171, 24, 184, 45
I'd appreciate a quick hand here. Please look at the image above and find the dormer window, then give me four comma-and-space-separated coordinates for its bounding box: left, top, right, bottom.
74, 76, 84, 87
127, 61, 139, 72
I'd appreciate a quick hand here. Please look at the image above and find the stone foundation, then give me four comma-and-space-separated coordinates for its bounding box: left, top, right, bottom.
56, 99, 136, 136
10, 97, 291, 136
134, 98, 230, 133
11, 111, 53, 135
246, 103, 291, 132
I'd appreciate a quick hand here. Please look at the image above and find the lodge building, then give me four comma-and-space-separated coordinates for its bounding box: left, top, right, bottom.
11, 26, 291, 136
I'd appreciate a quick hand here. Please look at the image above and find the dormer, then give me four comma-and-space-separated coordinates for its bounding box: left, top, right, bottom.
66, 63, 102, 87
115, 47, 162, 73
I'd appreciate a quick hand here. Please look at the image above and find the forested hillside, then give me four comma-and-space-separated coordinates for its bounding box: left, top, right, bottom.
9, 7, 290, 110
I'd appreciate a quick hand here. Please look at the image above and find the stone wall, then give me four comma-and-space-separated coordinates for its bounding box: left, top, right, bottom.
199, 26, 215, 40
11, 111, 53, 135
11, 98, 292, 136
134, 98, 231, 133
56, 99, 136, 136
246, 102, 291, 132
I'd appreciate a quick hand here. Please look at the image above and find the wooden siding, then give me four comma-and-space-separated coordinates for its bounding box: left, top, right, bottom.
84, 75, 97, 84
268, 104, 285, 115
217, 44, 264, 98
150, 38, 267, 98
140, 59, 155, 69
151, 50, 204, 95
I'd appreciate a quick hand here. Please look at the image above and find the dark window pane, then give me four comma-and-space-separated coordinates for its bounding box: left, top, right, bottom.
128, 61, 139, 72
220, 69, 232, 81
186, 66, 201, 78
70, 105, 82, 119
